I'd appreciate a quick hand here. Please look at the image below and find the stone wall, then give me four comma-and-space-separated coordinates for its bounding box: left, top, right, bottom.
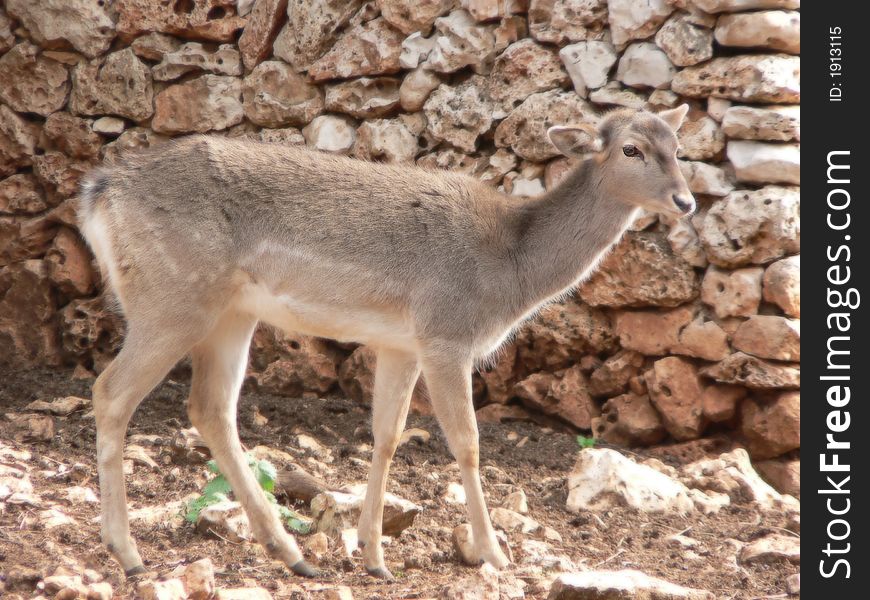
0, 1, 799, 466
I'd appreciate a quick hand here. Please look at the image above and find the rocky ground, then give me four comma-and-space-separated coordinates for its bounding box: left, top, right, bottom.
1, 367, 799, 599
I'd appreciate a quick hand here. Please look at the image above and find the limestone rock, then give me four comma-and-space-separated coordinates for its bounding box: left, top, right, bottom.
424, 76, 495, 152
616, 43, 676, 90
721, 105, 800, 142
739, 534, 800, 564
672, 55, 800, 103
700, 353, 799, 390
153, 43, 242, 81
215, 587, 274, 600
399, 68, 442, 111
608, 0, 674, 48
325, 77, 401, 119
677, 114, 725, 161
57, 295, 120, 363
589, 350, 644, 397
679, 161, 734, 197
400, 32, 438, 69
490, 507, 540, 534
515, 301, 616, 373
580, 231, 699, 308
6, 0, 116, 59
417, 148, 488, 176
701, 384, 745, 423
0, 260, 57, 366
255, 343, 338, 397
40, 112, 101, 160
131, 33, 182, 61
701, 266, 763, 318
460, 0, 525, 23
308, 18, 403, 81
33, 152, 92, 202
763, 255, 800, 317
242, 61, 324, 127
311, 487, 420, 537
184, 558, 216, 600
101, 127, 169, 163
691, 0, 799, 12
495, 89, 597, 161
379, 0, 455, 34
655, 12, 713, 67
0, 174, 47, 214
733, 316, 799, 361
0, 43, 70, 117
272, 0, 362, 71
238, 0, 288, 70
715, 11, 800, 54
354, 117, 421, 163
588, 81, 646, 109
567, 448, 694, 514
549, 570, 713, 600
526, 0, 607, 44
46, 227, 95, 297
700, 187, 800, 267
559, 41, 617, 97
727, 141, 800, 185
647, 357, 706, 441
614, 306, 694, 356
92, 117, 126, 136
755, 458, 799, 497
0, 105, 40, 177
488, 39, 569, 113
153, 75, 243, 134
422, 9, 498, 74
0, 8, 14, 55
514, 365, 600, 429
674, 316, 730, 361
116, 0, 246, 42
137, 579, 187, 600
707, 97, 731, 122
681, 448, 793, 510
442, 563, 501, 599
197, 500, 252, 543
593, 392, 667, 446
70, 49, 153, 122
740, 391, 799, 458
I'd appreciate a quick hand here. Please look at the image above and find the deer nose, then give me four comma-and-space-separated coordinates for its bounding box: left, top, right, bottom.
672, 194, 695, 215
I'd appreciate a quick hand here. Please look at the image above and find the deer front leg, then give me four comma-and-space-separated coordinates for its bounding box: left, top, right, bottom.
422, 353, 510, 569
357, 348, 420, 579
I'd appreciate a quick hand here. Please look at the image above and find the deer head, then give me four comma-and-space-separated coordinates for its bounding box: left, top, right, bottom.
547, 105, 696, 217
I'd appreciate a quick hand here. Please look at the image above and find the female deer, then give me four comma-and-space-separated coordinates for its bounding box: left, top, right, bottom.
79, 106, 693, 579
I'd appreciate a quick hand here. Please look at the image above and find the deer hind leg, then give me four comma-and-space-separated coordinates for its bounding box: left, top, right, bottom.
357, 348, 420, 579
186, 311, 317, 577
422, 353, 510, 569
94, 326, 199, 576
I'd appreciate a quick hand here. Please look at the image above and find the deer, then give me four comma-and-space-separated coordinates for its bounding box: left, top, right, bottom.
77, 105, 693, 580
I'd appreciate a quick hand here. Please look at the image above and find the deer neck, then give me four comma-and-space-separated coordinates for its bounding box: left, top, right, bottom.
512, 159, 639, 310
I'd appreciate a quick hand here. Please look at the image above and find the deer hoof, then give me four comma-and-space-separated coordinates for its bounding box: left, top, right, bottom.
290, 560, 320, 578
124, 565, 148, 578
366, 566, 395, 580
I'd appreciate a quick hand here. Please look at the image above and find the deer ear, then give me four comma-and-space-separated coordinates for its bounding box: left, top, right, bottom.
547, 124, 602, 158
658, 104, 689, 132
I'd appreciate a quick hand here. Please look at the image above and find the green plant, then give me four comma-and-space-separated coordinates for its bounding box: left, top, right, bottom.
576, 435, 597, 449
185, 454, 311, 534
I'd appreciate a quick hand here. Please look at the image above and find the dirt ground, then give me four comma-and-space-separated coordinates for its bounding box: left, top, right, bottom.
1, 367, 798, 599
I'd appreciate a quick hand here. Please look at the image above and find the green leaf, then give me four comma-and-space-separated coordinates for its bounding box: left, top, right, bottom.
187, 453, 308, 534
577, 435, 597, 449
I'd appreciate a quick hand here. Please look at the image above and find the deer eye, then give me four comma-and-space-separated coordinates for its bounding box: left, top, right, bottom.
623, 144, 642, 159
